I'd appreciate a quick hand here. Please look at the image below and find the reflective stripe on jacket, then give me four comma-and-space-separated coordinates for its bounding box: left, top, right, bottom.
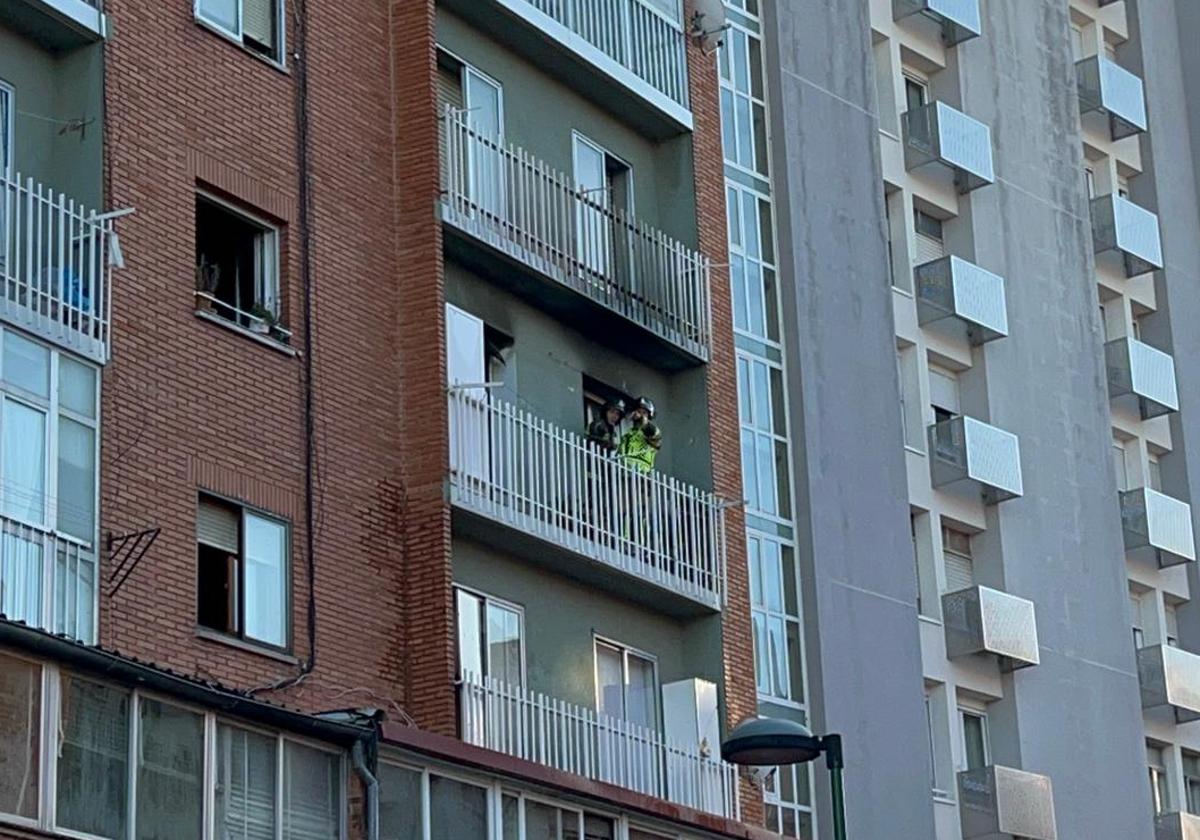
618, 426, 661, 473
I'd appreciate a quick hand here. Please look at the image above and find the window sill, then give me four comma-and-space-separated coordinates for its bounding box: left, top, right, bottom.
904, 444, 927, 457
918, 613, 943, 627
891, 284, 915, 298
932, 790, 956, 806
195, 18, 289, 75
195, 627, 298, 664
195, 309, 298, 357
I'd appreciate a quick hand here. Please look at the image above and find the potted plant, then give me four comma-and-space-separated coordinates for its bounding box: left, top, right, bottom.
248, 304, 276, 335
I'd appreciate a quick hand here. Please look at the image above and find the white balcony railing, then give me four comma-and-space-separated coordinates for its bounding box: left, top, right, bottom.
0, 513, 96, 644
524, 0, 689, 108
448, 388, 726, 610
460, 672, 740, 819
0, 173, 114, 363
441, 109, 712, 360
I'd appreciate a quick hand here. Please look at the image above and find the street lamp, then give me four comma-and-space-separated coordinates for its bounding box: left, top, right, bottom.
721, 718, 847, 840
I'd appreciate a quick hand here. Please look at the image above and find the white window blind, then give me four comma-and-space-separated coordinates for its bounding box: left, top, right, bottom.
943, 527, 974, 592
198, 498, 239, 553
928, 367, 960, 415
914, 231, 945, 266
0, 653, 39, 819
216, 724, 277, 840
242, 0, 275, 49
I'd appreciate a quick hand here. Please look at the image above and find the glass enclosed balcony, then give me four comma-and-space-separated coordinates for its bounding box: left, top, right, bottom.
1106, 337, 1179, 419
892, 0, 981, 46
1077, 56, 1148, 140
2, 0, 105, 48
915, 255, 1008, 345
1092, 194, 1163, 278
903, 102, 995, 193
0, 512, 96, 644
958, 765, 1057, 840
1139, 644, 1200, 724
1156, 811, 1200, 840
942, 585, 1040, 670
1121, 488, 1196, 568
929, 416, 1023, 504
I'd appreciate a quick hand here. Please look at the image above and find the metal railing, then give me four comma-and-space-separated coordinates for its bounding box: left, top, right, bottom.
958, 765, 1057, 840
892, 0, 981, 45
929, 415, 1023, 504
1105, 336, 1178, 418
0, 173, 114, 363
914, 255, 1008, 344
1138, 644, 1200, 723
525, 0, 689, 108
1091, 193, 1163, 278
903, 102, 994, 193
942, 585, 1040, 670
459, 672, 740, 819
0, 513, 96, 644
1121, 487, 1196, 567
448, 388, 726, 609
441, 109, 711, 360
1076, 55, 1147, 139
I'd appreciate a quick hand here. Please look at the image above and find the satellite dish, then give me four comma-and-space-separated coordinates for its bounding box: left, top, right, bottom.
687, 0, 729, 52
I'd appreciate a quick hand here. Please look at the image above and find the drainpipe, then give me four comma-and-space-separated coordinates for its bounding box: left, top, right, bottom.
352, 737, 379, 840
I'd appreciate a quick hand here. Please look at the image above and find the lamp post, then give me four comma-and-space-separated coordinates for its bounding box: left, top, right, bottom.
721, 718, 847, 840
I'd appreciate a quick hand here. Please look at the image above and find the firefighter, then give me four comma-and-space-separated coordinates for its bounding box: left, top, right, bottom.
618, 397, 663, 473
586, 399, 625, 452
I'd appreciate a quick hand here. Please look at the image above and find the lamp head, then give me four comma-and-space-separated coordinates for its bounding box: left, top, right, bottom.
721, 717, 823, 766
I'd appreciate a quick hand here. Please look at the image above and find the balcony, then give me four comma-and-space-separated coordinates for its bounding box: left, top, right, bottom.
2, 0, 105, 49
447, 389, 726, 615
942, 586, 1040, 671
1139, 644, 1200, 723
1157, 811, 1200, 840
1091, 194, 1163, 278
1120, 488, 1196, 568
440, 0, 690, 137
958, 766, 1057, 840
1, 173, 115, 364
1077, 56, 1148, 140
929, 416, 1023, 504
914, 255, 1008, 345
459, 672, 740, 819
902, 102, 995, 193
441, 110, 711, 368
0, 513, 96, 645
892, 0, 981, 46
1106, 337, 1179, 419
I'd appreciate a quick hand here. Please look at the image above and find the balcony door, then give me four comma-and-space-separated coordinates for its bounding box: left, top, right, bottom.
0, 81, 11, 277
446, 303, 489, 487
594, 639, 659, 790
573, 134, 632, 291
464, 67, 504, 220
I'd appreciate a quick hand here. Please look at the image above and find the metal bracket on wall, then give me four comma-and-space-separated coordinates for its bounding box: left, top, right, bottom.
105, 527, 161, 597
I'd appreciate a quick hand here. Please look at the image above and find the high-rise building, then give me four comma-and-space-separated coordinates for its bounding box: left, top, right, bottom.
1, 0, 1200, 838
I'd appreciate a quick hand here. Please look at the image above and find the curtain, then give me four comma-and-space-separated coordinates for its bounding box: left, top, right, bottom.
0, 653, 39, 819
1, 530, 42, 628
2, 399, 46, 525
56, 417, 95, 542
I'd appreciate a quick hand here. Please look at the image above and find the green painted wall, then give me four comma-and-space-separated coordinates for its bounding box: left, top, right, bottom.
0, 24, 103, 208
436, 9, 698, 249
454, 535, 724, 713
447, 261, 716, 486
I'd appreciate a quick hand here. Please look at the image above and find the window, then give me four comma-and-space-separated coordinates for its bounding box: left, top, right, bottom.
924, 693, 937, 792
56, 676, 132, 837
762, 762, 814, 838
1112, 438, 1129, 491
1166, 603, 1179, 647
738, 354, 790, 518
913, 208, 945, 266
1071, 24, 1084, 61
0, 329, 99, 641
959, 708, 989, 772
897, 344, 922, 449
1085, 166, 1096, 199
719, 25, 768, 175
727, 184, 780, 343
1118, 176, 1131, 199
1149, 743, 1169, 815
1131, 588, 1145, 649
748, 534, 804, 703
283, 740, 342, 839
1184, 752, 1200, 814
379, 764, 423, 839
429, 774, 488, 840
1149, 455, 1163, 492
195, 195, 282, 338
0, 80, 11, 177
903, 74, 928, 113
594, 639, 657, 729
455, 587, 523, 686
582, 376, 633, 440
928, 365, 960, 426
0, 653, 39, 821
942, 525, 974, 593
196, 0, 283, 62
137, 698, 205, 839
197, 495, 289, 649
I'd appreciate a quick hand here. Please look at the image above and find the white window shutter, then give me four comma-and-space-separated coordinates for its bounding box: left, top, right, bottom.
198, 498, 239, 552
944, 551, 974, 592
928, 367, 960, 414
914, 231, 945, 265
243, 0, 275, 51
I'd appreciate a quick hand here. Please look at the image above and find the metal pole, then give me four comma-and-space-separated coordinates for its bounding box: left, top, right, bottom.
822, 734, 848, 840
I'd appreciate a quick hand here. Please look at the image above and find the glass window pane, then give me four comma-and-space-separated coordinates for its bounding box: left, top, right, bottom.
379, 763, 421, 840
741, 430, 759, 510
761, 538, 783, 612
429, 775, 487, 840
197, 0, 239, 34
502, 794, 519, 840
731, 255, 749, 332
2, 399, 47, 524
56, 676, 129, 838
767, 616, 788, 697
137, 699, 204, 840
0, 653, 39, 818
584, 813, 614, 840
747, 536, 762, 607
3, 332, 49, 398
626, 653, 657, 729
752, 360, 771, 430
243, 513, 287, 647
283, 742, 340, 840
1, 530, 43, 628
746, 262, 765, 338
595, 643, 624, 719
525, 801, 559, 840
756, 434, 776, 515
456, 590, 483, 679
216, 724, 277, 840
487, 602, 522, 687
57, 417, 96, 541
59, 357, 97, 418
962, 714, 987, 771
752, 612, 769, 694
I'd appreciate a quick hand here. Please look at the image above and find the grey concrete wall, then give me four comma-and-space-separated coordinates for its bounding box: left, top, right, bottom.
446, 261, 713, 487
0, 25, 102, 207
765, 1, 936, 837
436, 10, 698, 247
453, 536, 721, 711
952, 3, 1153, 838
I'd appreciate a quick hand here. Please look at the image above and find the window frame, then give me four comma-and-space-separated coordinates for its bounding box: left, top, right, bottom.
958, 706, 990, 772
453, 584, 526, 688
195, 190, 283, 332
194, 0, 287, 65
902, 72, 929, 114
0, 79, 13, 178
196, 492, 292, 653
592, 635, 660, 730
1148, 743, 1170, 816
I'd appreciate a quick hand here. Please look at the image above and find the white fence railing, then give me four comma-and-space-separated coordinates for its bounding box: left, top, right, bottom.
448, 388, 726, 610
525, 0, 689, 108
441, 109, 711, 360
460, 672, 740, 819
0, 513, 96, 644
0, 173, 114, 363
